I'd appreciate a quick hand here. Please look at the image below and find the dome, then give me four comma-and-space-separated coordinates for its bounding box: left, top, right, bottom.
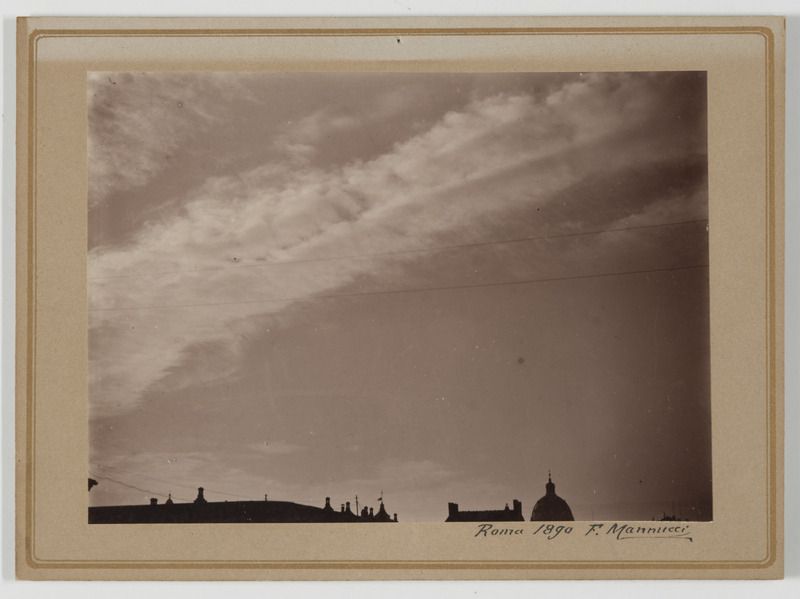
531, 474, 574, 521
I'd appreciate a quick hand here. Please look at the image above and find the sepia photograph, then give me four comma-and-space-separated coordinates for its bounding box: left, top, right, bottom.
16, 14, 785, 581
86, 70, 712, 525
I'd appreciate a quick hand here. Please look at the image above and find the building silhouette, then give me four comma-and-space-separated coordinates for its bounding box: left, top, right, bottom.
445, 499, 524, 522
531, 473, 574, 521
89, 487, 399, 524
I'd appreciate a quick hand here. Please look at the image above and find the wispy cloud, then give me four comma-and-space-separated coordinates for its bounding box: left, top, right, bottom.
88, 72, 706, 424
87, 72, 259, 208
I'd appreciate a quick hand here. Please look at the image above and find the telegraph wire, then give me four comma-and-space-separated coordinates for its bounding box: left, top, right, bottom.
88, 262, 709, 313
88, 218, 709, 281
88, 471, 192, 502
92, 463, 198, 492
91, 464, 258, 501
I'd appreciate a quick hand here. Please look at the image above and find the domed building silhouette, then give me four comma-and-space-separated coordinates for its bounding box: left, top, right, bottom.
531, 472, 574, 521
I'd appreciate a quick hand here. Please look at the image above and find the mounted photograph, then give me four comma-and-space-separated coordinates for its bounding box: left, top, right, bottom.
17, 16, 783, 580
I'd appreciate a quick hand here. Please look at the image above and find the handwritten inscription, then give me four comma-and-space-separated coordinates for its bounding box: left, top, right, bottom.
588, 522, 692, 542
474, 522, 692, 542
475, 523, 574, 539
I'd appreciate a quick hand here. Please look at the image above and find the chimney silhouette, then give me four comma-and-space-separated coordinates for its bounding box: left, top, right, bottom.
448, 502, 459, 518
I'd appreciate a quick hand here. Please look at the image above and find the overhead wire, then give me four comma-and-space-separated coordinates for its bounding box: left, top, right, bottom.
88, 218, 709, 281
88, 262, 709, 313
91, 464, 259, 501
88, 471, 192, 502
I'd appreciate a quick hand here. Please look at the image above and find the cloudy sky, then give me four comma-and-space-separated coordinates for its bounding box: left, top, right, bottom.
87, 71, 710, 522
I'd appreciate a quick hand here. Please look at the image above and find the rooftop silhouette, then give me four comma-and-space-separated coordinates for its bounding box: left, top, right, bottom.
89, 487, 398, 524
445, 499, 524, 522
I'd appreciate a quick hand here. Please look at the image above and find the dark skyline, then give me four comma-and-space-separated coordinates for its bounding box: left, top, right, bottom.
88, 71, 711, 522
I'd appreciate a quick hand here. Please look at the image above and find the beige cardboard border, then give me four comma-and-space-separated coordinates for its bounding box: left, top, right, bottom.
15, 17, 785, 580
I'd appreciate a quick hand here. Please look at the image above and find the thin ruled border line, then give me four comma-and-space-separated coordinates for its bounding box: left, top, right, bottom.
764, 21, 779, 574
23, 25, 778, 571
